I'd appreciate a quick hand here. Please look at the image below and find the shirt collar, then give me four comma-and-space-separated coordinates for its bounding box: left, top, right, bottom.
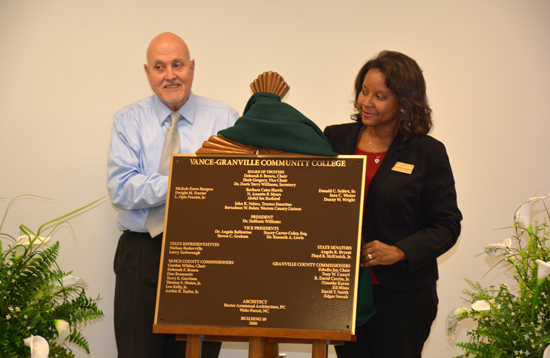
153, 91, 196, 126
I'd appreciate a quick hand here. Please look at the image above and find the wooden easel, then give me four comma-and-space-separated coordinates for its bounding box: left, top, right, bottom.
153, 324, 354, 358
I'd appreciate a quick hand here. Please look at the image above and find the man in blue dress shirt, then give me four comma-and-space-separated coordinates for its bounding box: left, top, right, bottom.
107, 32, 238, 358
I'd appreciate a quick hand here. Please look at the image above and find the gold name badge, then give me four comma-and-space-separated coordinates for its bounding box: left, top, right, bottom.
392, 162, 414, 174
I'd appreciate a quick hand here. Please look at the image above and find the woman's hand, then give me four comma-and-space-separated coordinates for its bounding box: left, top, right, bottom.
360, 240, 406, 267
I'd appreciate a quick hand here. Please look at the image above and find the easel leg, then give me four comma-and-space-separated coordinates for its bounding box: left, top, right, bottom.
312, 340, 328, 358
186, 334, 203, 358
264, 342, 278, 358
249, 337, 266, 358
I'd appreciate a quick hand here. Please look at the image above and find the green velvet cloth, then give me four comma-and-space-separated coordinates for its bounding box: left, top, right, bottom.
356, 266, 376, 326
218, 92, 338, 156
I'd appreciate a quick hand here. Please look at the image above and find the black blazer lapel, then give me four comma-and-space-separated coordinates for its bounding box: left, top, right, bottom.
366, 131, 406, 199
341, 123, 362, 154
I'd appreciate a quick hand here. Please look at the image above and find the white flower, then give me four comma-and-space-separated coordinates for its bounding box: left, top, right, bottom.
54, 319, 70, 343
15, 234, 51, 246
514, 194, 550, 229
485, 238, 512, 258
14, 234, 50, 258
536, 260, 550, 285
445, 306, 470, 339
23, 335, 49, 358
471, 300, 491, 311
58, 274, 88, 289
543, 345, 550, 358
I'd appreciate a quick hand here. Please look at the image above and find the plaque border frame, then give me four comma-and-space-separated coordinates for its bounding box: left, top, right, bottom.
154, 154, 366, 340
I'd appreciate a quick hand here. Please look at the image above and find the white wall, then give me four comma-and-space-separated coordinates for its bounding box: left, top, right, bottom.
1, 0, 549, 357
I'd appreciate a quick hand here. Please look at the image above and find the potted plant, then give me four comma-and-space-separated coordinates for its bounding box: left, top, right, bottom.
447, 194, 550, 357
0, 195, 104, 358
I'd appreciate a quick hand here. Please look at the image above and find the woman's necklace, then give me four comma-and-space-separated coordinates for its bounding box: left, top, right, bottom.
364, 131, 381, 164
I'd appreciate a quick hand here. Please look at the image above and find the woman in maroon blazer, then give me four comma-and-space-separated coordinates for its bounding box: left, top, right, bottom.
324, 51, 462, 358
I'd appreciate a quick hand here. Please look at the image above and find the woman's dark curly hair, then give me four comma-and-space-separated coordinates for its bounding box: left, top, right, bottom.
352, 50, 433, 140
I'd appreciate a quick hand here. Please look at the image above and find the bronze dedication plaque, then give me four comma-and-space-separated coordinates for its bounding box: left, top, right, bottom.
155, 155, 365, 334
